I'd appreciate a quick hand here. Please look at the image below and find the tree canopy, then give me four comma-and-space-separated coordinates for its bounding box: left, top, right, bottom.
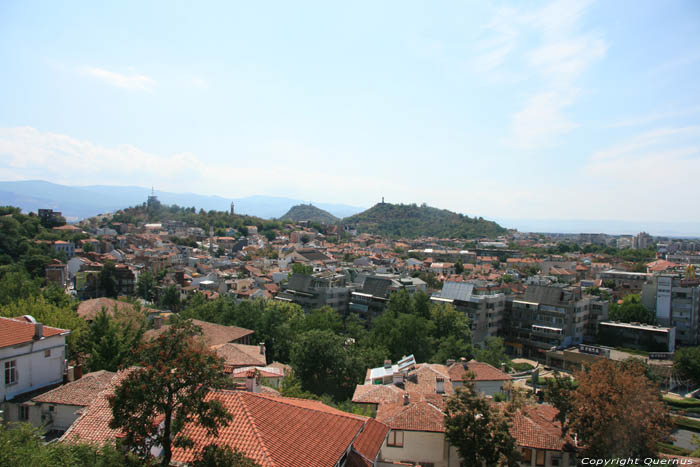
444, 383, 521, 467
108, 319, 232, 466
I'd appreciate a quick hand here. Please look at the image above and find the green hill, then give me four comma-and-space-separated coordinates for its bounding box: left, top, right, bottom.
280, 204, 338, 224
342, 203, 506, 238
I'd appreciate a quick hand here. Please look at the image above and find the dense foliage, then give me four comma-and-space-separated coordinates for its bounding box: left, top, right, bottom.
343, 202, 506, 238
279, 204, 338, 224
0, 422, 140, 467
444, 384, 521, 466
180, 289, 473, 401
674, 346, 700, 385
561, 359, 672, 459
608, 294, 655, 324
108, 203, 283, 237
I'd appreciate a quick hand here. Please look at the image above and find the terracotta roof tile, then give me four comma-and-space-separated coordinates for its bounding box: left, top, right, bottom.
448, 360, 512, 382
214, 343, 266, 368
33, 370, 115, 406
173, 391, 373, 467
376, 400, 446, 433
144, 319, 254, 348
509, 404, 574, 451
0, 316, 68, 348
61, 370, 133, 444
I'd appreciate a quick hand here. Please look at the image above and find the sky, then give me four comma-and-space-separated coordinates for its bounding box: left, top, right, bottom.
1, 0, 699, 224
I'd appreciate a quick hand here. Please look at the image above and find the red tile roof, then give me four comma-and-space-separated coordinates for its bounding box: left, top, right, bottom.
61, 370, 133, 444
0, 316, 68, 348
376, 400, 446, 433
172, 391, 377, 467
509, 404, 574, 451
214, 343, 266, 368
76, 297, 159, 321
144, 319, 254, 348
33, 370, 115, 406
448, 360, 512, 382
354, 417, 389, 458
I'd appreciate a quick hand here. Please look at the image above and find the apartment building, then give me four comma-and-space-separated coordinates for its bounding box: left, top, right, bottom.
431, 281, 506, 345
277, 272, 350, 313
642, 275, 700, 346
503, 285, 608, 358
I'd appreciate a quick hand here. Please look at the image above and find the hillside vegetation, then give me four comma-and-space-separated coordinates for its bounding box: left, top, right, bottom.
343, 203, 506, 238
280, 204, 338, 224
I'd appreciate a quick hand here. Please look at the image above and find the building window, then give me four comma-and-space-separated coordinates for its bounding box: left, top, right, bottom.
387, 430, 404, 447
19, 405, 29, 421
536, 449, 546, 466
44, 349, 51, 358
4, 360, 17, 385
49, 405, 55, 412
522, 448, 532, 463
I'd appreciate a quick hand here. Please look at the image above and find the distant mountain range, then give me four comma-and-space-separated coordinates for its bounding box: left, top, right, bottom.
0, 180, 364, 221
279, 204, 338, 224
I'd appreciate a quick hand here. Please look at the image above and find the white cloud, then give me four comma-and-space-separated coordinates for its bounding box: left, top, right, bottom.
512, 89, 580, 149
606, 106, 700, 128
471, 0, 606, 149
81, 66, 156, 91
473, 7, 520, 73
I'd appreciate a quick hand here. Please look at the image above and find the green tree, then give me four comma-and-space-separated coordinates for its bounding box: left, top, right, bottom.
476, 337, 511, 369
291, 263, 313, 275
136, 271, 156, 301
609, 294, 654, 324
290, 329, 365, 400
543, 372, 577, 436
0, 421, 140, 466
444, 384, 521, 467
674, 346, 700, 386
161, 284, 181, 312
83, 308, 146, 372
98, 261, 117, 298
109, 320, 232, 466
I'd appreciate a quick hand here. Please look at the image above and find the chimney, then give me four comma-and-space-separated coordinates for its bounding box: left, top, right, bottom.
460, 357, 468, 369
436, 377, 445, 394
74, 364, 83, 380
153, 316, 162, 330
403, 393, 410, 406
501, 363, 507, 373
259, 342, 266, 356
34, 323, 43, 340
384, 359, 392, 369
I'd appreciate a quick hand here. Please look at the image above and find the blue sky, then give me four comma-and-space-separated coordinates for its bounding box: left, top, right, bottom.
1, 0, 699, 223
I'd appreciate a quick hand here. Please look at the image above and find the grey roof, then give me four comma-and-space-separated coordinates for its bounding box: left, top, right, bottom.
297, 249, 331, 262
437, 281, 474, 301
361, 277, 393, 298
523, 285, 565, 305
287, 274, 313, 292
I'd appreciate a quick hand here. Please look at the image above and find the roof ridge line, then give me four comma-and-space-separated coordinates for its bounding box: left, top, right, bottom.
254, 392, 367, 422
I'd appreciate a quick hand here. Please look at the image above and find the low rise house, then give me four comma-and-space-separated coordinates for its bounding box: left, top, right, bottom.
27, 370, 115, 433
1, 316, 70, 423
62, 370, 390, 467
